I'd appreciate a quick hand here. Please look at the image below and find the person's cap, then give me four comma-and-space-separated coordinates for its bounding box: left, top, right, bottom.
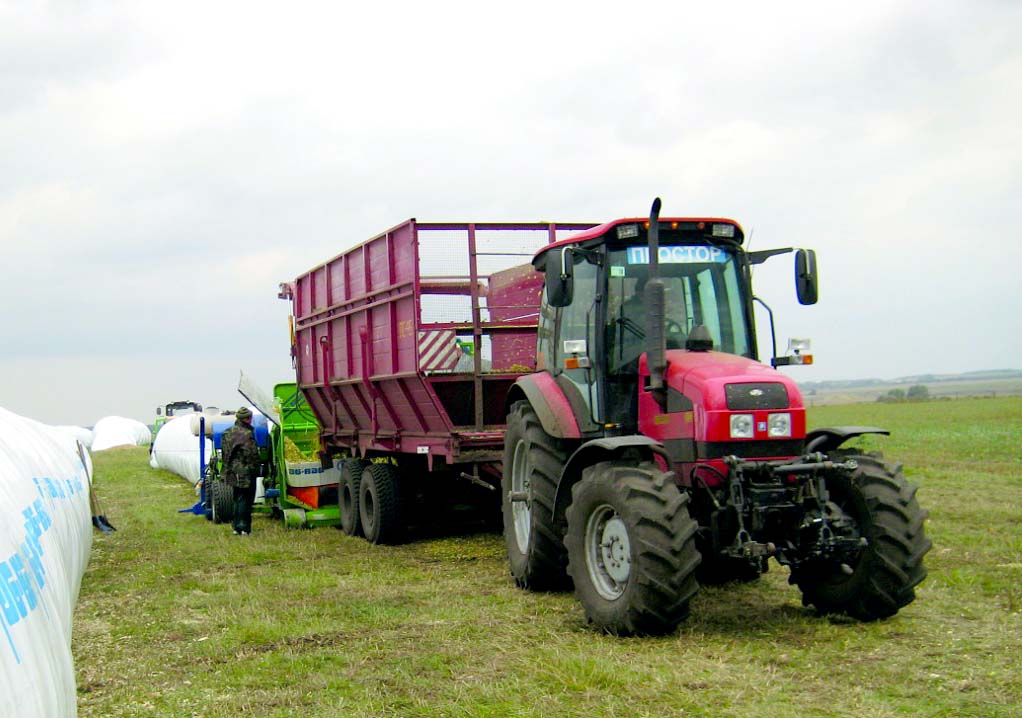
236, 406, 253, 420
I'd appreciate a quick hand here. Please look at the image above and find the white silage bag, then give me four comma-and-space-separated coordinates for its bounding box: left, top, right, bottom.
149, 414, 212, 484
91, 416, 151, 451
51, 426, 93, 449
0, 407, 93, 718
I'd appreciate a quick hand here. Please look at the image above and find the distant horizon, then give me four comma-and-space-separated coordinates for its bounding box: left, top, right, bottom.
10, 366, 1018, 431
799, 367, 1022, 386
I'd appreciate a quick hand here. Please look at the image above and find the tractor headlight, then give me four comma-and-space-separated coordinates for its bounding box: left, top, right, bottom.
730, 413, 754, 439
768, 412, 792, 437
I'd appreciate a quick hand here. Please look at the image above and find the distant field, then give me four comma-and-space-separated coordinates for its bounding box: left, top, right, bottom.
73, 397, 1022, 717
805, 377, 1022, 406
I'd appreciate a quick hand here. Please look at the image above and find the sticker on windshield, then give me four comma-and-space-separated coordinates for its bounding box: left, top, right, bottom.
610, 266, 625, 277
627, 246, 728, 264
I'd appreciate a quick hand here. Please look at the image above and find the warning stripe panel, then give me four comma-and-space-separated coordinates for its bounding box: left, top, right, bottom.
419, 330, 461, 372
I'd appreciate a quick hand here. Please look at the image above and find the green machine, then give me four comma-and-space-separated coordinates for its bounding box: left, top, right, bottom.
154, 400, 203, 435
202, 378, 341, 529
265, 382, 342, 528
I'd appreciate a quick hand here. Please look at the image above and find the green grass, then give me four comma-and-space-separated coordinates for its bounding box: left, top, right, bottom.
73, 397, 1022, 717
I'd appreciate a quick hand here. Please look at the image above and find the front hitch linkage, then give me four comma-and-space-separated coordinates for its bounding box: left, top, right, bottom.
721, 454, 861, 562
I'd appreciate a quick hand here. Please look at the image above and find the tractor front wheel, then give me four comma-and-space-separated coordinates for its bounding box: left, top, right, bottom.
792, 452, 931, 621
565, 461, 701, 636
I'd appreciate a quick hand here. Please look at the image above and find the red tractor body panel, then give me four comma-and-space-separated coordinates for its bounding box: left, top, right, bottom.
638, 351, 806, 487
510, 372, 583, 440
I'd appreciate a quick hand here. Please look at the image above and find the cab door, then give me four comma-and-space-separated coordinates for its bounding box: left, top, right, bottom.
541, 253, 602, 426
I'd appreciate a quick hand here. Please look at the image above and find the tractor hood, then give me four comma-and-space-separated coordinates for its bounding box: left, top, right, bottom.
662, 350, 805, 413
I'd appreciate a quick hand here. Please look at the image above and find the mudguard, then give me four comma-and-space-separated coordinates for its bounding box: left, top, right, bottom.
506, 373, 583, 440
805, 426, 890, 453
552, 436, 670, 530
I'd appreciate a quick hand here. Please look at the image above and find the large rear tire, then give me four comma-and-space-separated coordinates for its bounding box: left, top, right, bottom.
501, 401, 571, 591
359, 463, 403, 545
339, 459, 370, 537
792, 453, 931, 620
565, 461, 701, 636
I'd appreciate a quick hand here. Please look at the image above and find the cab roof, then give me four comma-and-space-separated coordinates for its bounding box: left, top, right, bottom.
533, 217, 745, 266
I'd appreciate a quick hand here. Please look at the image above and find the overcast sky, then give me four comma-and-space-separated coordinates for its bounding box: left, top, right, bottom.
2, 1, 1020, 427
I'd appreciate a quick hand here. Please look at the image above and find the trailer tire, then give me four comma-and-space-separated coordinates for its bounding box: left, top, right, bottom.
359, 463, 403, 545
210, 479, 233, 525
502, 401, 571, 591
339, 459, 370, 537
792, 453, 931, 621
565, 461, 701, 636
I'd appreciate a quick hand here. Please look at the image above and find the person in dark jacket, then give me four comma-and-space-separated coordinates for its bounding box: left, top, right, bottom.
222, 407, 260, 535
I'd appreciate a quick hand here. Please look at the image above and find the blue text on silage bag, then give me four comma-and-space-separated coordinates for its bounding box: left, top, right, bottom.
1, 474, 83, 662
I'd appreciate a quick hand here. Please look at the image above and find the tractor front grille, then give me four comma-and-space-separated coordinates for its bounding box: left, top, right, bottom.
725, 382, 790, 410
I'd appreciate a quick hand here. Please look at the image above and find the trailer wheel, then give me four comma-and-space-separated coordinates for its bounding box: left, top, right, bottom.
359, 463, 403, 545
565, 461, 701, 636
792, 453, 931, 621
339, 459, 370, 537
502, 401, 571, 591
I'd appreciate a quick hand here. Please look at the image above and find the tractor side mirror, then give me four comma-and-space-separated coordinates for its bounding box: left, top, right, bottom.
156, 407, 162, 416
795, 249, 818, 305
545, 249, 573, 307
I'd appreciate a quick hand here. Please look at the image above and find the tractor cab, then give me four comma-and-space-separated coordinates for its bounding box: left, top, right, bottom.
154, 400, 203, 435
532, 215, 816, 437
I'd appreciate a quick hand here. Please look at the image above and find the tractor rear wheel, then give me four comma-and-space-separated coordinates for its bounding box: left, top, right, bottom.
565, 461, 701, 636
501, 401, 571, 591
210, 479, 233, 524
359, 463, 403, 545
792, 452, 931, 621
339, 459, 370, 537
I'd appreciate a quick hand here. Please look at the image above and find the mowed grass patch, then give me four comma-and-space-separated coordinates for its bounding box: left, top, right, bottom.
74, 397, 1022, 717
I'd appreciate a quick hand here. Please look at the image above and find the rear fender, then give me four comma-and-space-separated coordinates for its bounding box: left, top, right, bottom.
805, 426, 890, 453
552, 436, 670, 529
505, 374, 583, 440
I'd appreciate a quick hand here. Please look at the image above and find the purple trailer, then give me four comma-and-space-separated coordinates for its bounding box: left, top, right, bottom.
281, 219, 593, 542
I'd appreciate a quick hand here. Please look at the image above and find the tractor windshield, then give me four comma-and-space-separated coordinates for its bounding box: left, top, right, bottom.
606, 244, 752, 373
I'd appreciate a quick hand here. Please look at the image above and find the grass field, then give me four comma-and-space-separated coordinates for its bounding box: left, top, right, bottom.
73, 397, 1022, 717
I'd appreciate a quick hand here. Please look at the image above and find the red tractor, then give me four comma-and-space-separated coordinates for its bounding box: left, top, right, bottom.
501, 199, 931, 634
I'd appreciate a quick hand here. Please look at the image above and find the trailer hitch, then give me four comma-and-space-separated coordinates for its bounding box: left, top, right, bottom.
459, 469, 497, 492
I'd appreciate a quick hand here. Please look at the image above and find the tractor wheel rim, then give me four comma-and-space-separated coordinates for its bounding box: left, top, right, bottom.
511, 439, 531, 554
585, 504, 630, 600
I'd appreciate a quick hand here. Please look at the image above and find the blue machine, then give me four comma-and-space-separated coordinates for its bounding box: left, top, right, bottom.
178, 413, 271, 516
208, 415, 271, 449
